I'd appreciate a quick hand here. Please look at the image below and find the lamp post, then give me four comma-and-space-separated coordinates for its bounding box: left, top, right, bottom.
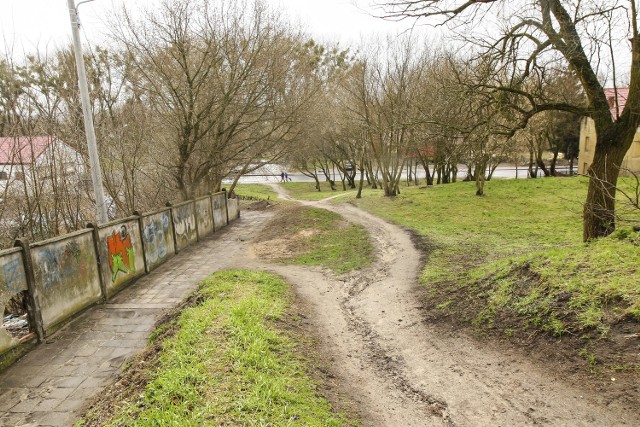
66, 0, 108, 224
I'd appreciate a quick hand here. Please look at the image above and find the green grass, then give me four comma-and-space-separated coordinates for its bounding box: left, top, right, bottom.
350, 177, 640, 337
290, 209, 372, 273
280, 182, 357, 201
81, 270, 355, 427
233, 183, 279, 201
261, 206, 373, 274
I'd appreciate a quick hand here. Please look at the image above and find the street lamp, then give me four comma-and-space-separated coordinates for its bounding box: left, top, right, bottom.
66, 0, 108, 223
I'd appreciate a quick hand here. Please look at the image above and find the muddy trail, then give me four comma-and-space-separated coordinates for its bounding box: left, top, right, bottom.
253, 184, 639, 427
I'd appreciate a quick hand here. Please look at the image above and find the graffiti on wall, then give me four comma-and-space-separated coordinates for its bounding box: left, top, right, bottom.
174, 205, 197, 249
107, 225, 135, 282
1, 257, 26, 294
143, 212, 172, 267
0, 254, 28, 326
213, 197, 222, 210
196, 198, 213, 236
212, 194, 226, 229
33, 233, 101, 330
37, 240, 92, 290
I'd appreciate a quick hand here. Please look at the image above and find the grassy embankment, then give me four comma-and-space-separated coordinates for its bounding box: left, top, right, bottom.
254, 205, 373, 274
232, 183, 280, 201
78, 270, 357, 427
291, 177, 639, 369
280, 182, 357, 201
235, 183, 373, 274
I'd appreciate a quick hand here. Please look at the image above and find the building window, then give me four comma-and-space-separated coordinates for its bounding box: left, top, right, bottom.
0, 171, 7, 180
584, 136, 590, 152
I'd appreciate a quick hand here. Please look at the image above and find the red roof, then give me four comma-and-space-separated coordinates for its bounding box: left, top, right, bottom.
0, 136, 54, 165
604, 87, 629, 119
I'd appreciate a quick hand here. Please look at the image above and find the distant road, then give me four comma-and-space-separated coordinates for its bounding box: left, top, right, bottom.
223, 164, 577, 185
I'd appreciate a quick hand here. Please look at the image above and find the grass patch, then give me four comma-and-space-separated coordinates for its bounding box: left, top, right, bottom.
78, 270, 356, 427
255, 206, 373, 274
280, 182, 356, 201
350, 177, 640, 362
233, 183, 279, 201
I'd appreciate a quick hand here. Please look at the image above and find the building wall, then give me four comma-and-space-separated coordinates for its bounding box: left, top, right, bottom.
1, 140, 84, 194
0, 164, 29, 193
579, 117, 640, 175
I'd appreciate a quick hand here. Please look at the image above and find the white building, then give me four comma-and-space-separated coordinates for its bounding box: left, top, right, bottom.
0, 136, 86, 196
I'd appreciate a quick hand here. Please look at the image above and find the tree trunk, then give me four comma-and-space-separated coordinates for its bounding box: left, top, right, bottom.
569, 156, 575, 176
536, 156, 550, 177
425, 163, 434, 185
528, 149, 538, 178
475, 172, 485, 196
583, 139, 628, 240
475, 157, 487, 196
550, 146, 560, 176
356, 167, 365, 199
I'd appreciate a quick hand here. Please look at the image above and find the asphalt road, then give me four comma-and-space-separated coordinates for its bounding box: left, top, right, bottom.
224, 164, 577, 184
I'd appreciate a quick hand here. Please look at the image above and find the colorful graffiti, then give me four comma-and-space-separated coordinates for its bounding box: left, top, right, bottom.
107, 225, 135, 282
143, 212, 172, 267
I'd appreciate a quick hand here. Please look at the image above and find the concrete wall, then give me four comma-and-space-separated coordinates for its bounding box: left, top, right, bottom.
227, 198, 239, 221
212, 192, 227, 230
141, 209, 175, 271
97, 218, 146, 297
0, 248, 28, 354
31, 231, 102, 332
1, 191, 239, 367
195, 196, 214, 238
172, 201, 198, 252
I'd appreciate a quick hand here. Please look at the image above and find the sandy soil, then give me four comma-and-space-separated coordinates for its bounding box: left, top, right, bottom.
253, 184, 640, 427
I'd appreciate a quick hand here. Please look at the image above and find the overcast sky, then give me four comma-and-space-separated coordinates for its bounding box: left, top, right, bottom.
0, 0, 425, 54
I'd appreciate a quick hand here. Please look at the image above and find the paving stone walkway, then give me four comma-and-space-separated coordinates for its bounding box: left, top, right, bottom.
0, 210, 273, 427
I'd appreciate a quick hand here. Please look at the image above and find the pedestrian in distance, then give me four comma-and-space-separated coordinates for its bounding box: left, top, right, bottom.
284, 172, 289, 182
280, 172, 285, 182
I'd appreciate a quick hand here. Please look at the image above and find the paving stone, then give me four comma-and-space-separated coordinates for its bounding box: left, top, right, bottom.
10, 396, 42, 413
102, 339, 141, 348
55, 398, 87, 412
0, 212, 270, 426
35, 399, 62, 411
46, 364, 78, 377
51, 375, 84, 389
0, 369, 46, 389
29, 411, 75, 427
77, 376, 109, 389
0, 411, 29, 426
67, 356, 97, 367
0, 387, 29, 411
13, 351, 55, 367
39, 387, 75, 400
74, 344, 99, 357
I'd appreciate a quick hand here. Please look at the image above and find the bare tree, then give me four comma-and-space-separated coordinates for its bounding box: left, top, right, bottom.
377, 0, 640, 240
113, 0, 316, 200
343, 36, 426, 196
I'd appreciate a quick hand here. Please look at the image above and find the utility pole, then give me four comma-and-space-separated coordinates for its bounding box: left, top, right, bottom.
67, 0, 109, 224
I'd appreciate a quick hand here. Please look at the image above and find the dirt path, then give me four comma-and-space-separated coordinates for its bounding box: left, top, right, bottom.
258, 184, 639, 427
